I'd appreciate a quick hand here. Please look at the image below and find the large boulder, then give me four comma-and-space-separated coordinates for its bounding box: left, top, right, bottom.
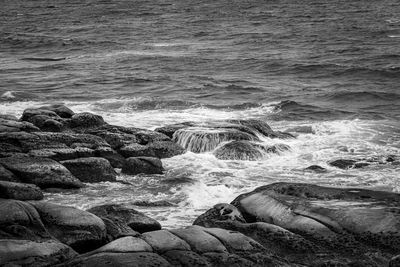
28, 147, 95, 161
142, 230, 191, 253
30, 201, 107, 253
329, 159, 369, 169
38, 104, 75, 118
0, 239, 78, 267
147, 141, 185, 158
0, 156, 83, 189
88, 236, 153, 255
0, 117, 39, 132
87, 204, 161, 234
0, 199, 50, 241
0, 164, 19, 182
0, 181, 43, 200
121, 157, 164, 175
20, 108, 60, 122
61, 157, 117, 183
118, 143, 155, 158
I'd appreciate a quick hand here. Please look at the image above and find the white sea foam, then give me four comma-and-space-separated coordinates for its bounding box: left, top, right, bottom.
0, 91, 16, 100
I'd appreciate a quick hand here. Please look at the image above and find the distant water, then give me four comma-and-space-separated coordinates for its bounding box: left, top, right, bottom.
1, 0, 399, 228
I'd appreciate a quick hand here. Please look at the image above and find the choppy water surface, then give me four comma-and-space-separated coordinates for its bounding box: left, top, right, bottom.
1, 0, 399, 228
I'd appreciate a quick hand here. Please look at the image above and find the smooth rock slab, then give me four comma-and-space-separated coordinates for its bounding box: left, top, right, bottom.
30, 201, 107, 253
87, 204, 161, 233
88, 236, 153, 254
0, 181, 43, 200
61, 157, 117, 183
0, 156, 83, 189
170, 226, 227, 254
63, 252, 172, 267
142, 230, 191, 253
0, 239, 77, 267
162, 250, 210, 267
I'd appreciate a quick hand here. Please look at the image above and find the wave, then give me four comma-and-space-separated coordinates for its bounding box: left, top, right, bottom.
21, 57, 66, 62
271, 100, 355, 121
325, 91, 400, 102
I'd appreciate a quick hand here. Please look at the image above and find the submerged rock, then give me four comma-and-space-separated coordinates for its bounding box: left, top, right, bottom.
61, 157, 117, 183
329, 159, 370, 169
121, 157, 164, 175
214, 140, 289, 161
304, 165, 327, 173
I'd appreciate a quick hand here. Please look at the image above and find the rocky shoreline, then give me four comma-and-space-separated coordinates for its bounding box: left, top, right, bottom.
0, 105, 399, 266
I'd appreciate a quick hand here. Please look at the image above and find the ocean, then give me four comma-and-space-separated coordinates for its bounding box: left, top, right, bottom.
1, 0, 399, 228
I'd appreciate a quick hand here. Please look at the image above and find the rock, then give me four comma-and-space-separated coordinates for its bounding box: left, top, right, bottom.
63, 252, 171, 267
304, 165, 327, 173
61, 157, 117, 183
41, 118, 64, 132
214, 141, 264, 161
155, 122, 195, 138
232, 182, 400, 249
99, 217, 139, 242
70, 112, 106, 128
0, 181, 43, 200
118, 143, 155, 158
390, 255, 400, 267
28, 147, 95, 161
30, 201, 107, 253
173, 127, 258, 153
0, 164, 19, 182
0, 199, 50, 241
170, 226, 227, 253
142, 230, 191, 253
121, 157, 164, 175
214, 141, 289, 161
0, 114, 18, 121
284, 125, 315, 134
25, 114, 56, 129
227, 119, 275, 137
0, 239, 78, 267
328, 159, 357, 169
202, 252, 253, 267
20, 108, 60, 122
0, 118, 40, 132
87, 204, 161, 233
88, 236, 153, 254
38, 104, 75, 118
95, 146, 126, 168
132, 200, 174, 207
147, 140, 186, 158
163, 250, 209, 266
0, 156, 83, 189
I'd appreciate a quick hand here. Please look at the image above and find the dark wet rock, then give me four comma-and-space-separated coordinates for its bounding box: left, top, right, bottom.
41, 118, 64, 132
70, 112, 106, 128
161, 176, 195, 185
304, 165, 328, 173
28, 147, 95, 161
0, 156, 83, 189
38, 104, 75, 118
0, 181, 43, 200
163, 250, 209, 266
173, 127, 258, 153
132, 200, 175, 207
147, 140, 185, 158
30, 201, 107, 253
118, 143, 155, 158
121, 157, 164, 175
155, 122, 196, 138
20, 108, 60, 122
87, 204, 161, 234
61, 157, 117, 183
170, 226, 228, 253
0, 239, 78, 267
25, 114, 57, 129
284, 125, 315, 134
329, 159, 369, 169
95, 146, 126, 168
99, 217, 140, 242
142, 230, 191, 253
0, 118, 40, 132
390, 255, 400, 267
62, 252, 171, 267
0, 199, 50, 241
0, 164, 19, 182
214, 140, 289, 161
